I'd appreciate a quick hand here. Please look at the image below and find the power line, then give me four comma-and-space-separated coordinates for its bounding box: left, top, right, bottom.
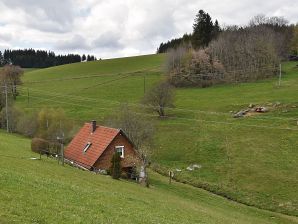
16, 92, 298, 132
17, 86, 298, 123
24, 66, 161, 84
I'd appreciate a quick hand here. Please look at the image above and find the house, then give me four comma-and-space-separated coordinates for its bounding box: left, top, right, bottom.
64, 121, 138, 176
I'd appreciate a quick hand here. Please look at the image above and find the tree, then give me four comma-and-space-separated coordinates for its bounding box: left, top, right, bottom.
290, 24, 298, 55
143, 82, 175, 117
105, 105, 154, 187
16, 112, 38, 137
0, 106, 21, 132
0, 65, 23, 100
208, 25, 280, 83
192, 10, 215, 48
157, 33, 192, 53
110, 152, 121, 179
0, 51, 4, 66
166, 48, 225, 87
82, 54, 86, 61
36, 108, 74, 143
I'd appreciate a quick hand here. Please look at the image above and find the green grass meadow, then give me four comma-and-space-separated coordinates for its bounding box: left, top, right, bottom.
0, 131, 297, 223
7, 54, 298, 217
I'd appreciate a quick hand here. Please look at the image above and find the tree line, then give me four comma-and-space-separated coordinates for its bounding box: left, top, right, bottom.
0, 49, 97, 68
160, 10, 298, 87
157, 10, 220, 53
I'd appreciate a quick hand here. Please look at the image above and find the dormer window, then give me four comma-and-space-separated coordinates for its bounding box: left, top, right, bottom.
83, 142, 92, 153
115, 146, 124, 158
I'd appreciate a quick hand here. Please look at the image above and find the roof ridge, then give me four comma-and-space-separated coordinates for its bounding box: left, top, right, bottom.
84, 123, 120, 132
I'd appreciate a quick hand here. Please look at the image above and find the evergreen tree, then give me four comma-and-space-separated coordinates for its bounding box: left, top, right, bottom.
82, 54, 86, 61
192, 10, 215, 48
0, 51, 3, 66
87, 55, 91, 61
212, 20, 221, 39
110, 152, 121, 179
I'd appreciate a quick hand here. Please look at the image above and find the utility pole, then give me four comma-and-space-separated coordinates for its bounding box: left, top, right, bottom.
4, 83, 9, 132
61, 135, 64, 166
27, 88, 29, 105
278, 63, 282, 87
57, 133, 64, 166
143, 74, 146, 94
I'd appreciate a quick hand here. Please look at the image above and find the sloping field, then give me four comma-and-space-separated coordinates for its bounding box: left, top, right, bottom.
16, 54, 298, 216
0, 131, 297, 223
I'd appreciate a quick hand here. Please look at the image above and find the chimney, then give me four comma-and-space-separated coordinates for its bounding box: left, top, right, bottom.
91, 120, 97, 133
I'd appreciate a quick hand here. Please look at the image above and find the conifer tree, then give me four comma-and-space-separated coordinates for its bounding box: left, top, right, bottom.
192, 10, 215, 48
110, 152, 121, 179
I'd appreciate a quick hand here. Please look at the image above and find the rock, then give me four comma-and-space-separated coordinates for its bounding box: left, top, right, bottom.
186, 166, 193, 171
192, 164, 202, 169
99, 169, 108, 175
233, 110, 247, 118
248, 103, 255, 108
175, 169, 182, 172
255, 107, 268, 113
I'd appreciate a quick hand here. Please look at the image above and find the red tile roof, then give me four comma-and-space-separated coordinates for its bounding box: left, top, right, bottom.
64, 123, 120, 169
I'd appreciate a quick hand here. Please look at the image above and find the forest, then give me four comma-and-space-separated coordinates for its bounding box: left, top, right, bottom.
0, 49, 97, 68
159, 11, 298, 87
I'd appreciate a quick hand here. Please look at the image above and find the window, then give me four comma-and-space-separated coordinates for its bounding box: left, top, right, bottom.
83, 142, 92, 153
115, 146, 124, 158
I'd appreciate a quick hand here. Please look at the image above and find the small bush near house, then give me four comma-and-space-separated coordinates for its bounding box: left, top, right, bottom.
31, 138, 49, 154
110, 152, 121, 179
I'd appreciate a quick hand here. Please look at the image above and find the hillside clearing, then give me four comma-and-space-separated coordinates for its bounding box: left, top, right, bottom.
15, 54, 298, 216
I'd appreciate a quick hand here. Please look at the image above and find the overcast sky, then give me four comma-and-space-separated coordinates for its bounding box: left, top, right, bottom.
0, 0, 297, 59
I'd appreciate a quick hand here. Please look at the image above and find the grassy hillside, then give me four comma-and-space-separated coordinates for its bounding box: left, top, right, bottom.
0, 131, 297, 223
16, 54, 298, 216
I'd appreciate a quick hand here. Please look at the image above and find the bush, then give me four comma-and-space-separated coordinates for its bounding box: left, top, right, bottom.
16, 112, 38, 137
110, 152, 121, 179
0, 106, 21, 132
31, 138, 49, 154
166, 48, 225, 87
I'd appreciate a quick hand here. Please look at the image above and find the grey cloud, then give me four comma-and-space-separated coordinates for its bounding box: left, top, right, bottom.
92, 32, 123, 49
0, 0, 297, 59
1, 0, 76, 33
0, 33, 12, 41
55, 35, 90, 50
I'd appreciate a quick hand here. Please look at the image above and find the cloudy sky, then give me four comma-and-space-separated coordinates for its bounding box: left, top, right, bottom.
0, 0, 297, 59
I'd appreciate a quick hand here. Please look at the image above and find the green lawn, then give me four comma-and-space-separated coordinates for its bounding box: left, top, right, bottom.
15, 55, 298, 216
0, 131, 297, 224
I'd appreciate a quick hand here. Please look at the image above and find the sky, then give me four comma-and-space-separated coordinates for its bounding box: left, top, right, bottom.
0, 0, 297, 59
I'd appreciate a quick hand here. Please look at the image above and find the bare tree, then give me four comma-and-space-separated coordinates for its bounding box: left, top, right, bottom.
290, 25, 298, 55
142, 82, 175, 117
105, 105, 154, 187
0, 65, 23, 100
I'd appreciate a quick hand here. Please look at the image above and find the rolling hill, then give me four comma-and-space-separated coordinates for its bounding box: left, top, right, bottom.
13, 54, 298, 216
0, 131, 297, 223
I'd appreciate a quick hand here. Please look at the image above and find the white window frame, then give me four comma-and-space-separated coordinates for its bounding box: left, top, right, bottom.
115, 146, 124, 158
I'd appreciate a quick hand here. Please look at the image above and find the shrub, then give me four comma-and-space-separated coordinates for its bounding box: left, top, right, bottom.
31, 138, 49, 154
16, 112, 38, 137
110, 152, 121, 179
